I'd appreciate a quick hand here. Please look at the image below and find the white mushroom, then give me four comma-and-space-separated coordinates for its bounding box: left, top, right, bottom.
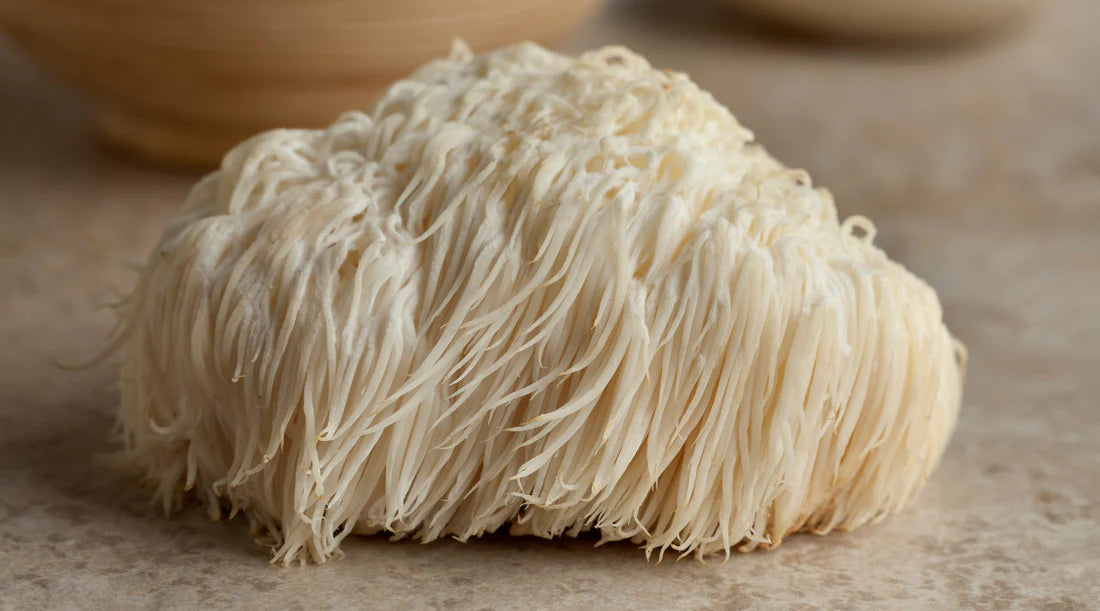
112, 42, 965, 564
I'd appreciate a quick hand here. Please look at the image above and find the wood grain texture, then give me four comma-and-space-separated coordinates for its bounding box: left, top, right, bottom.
0, 0, 602, 166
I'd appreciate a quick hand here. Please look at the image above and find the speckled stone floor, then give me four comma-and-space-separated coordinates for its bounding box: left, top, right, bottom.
1, 1, 1097, 608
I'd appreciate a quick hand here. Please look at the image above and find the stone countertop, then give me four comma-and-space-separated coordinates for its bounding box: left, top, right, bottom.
1, 1, 1097, 608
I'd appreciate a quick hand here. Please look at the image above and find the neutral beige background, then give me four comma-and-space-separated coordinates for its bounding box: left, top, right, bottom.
1, 0, 1097, 608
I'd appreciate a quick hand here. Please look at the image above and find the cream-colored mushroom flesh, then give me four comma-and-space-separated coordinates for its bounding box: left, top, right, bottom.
113, 42, 965, 564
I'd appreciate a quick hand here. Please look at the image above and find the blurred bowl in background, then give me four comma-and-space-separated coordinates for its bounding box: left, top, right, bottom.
722, 0, 1037, 42
0, 0, 602, 167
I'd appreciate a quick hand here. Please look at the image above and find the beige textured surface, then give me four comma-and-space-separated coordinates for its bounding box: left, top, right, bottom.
1, 0, 1098, 608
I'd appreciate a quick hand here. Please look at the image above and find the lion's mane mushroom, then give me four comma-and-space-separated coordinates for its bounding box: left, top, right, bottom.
112, 42, 965, 564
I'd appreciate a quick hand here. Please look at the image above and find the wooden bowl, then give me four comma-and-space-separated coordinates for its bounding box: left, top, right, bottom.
0, 0, 603, 167
723, 0, 1037, 42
